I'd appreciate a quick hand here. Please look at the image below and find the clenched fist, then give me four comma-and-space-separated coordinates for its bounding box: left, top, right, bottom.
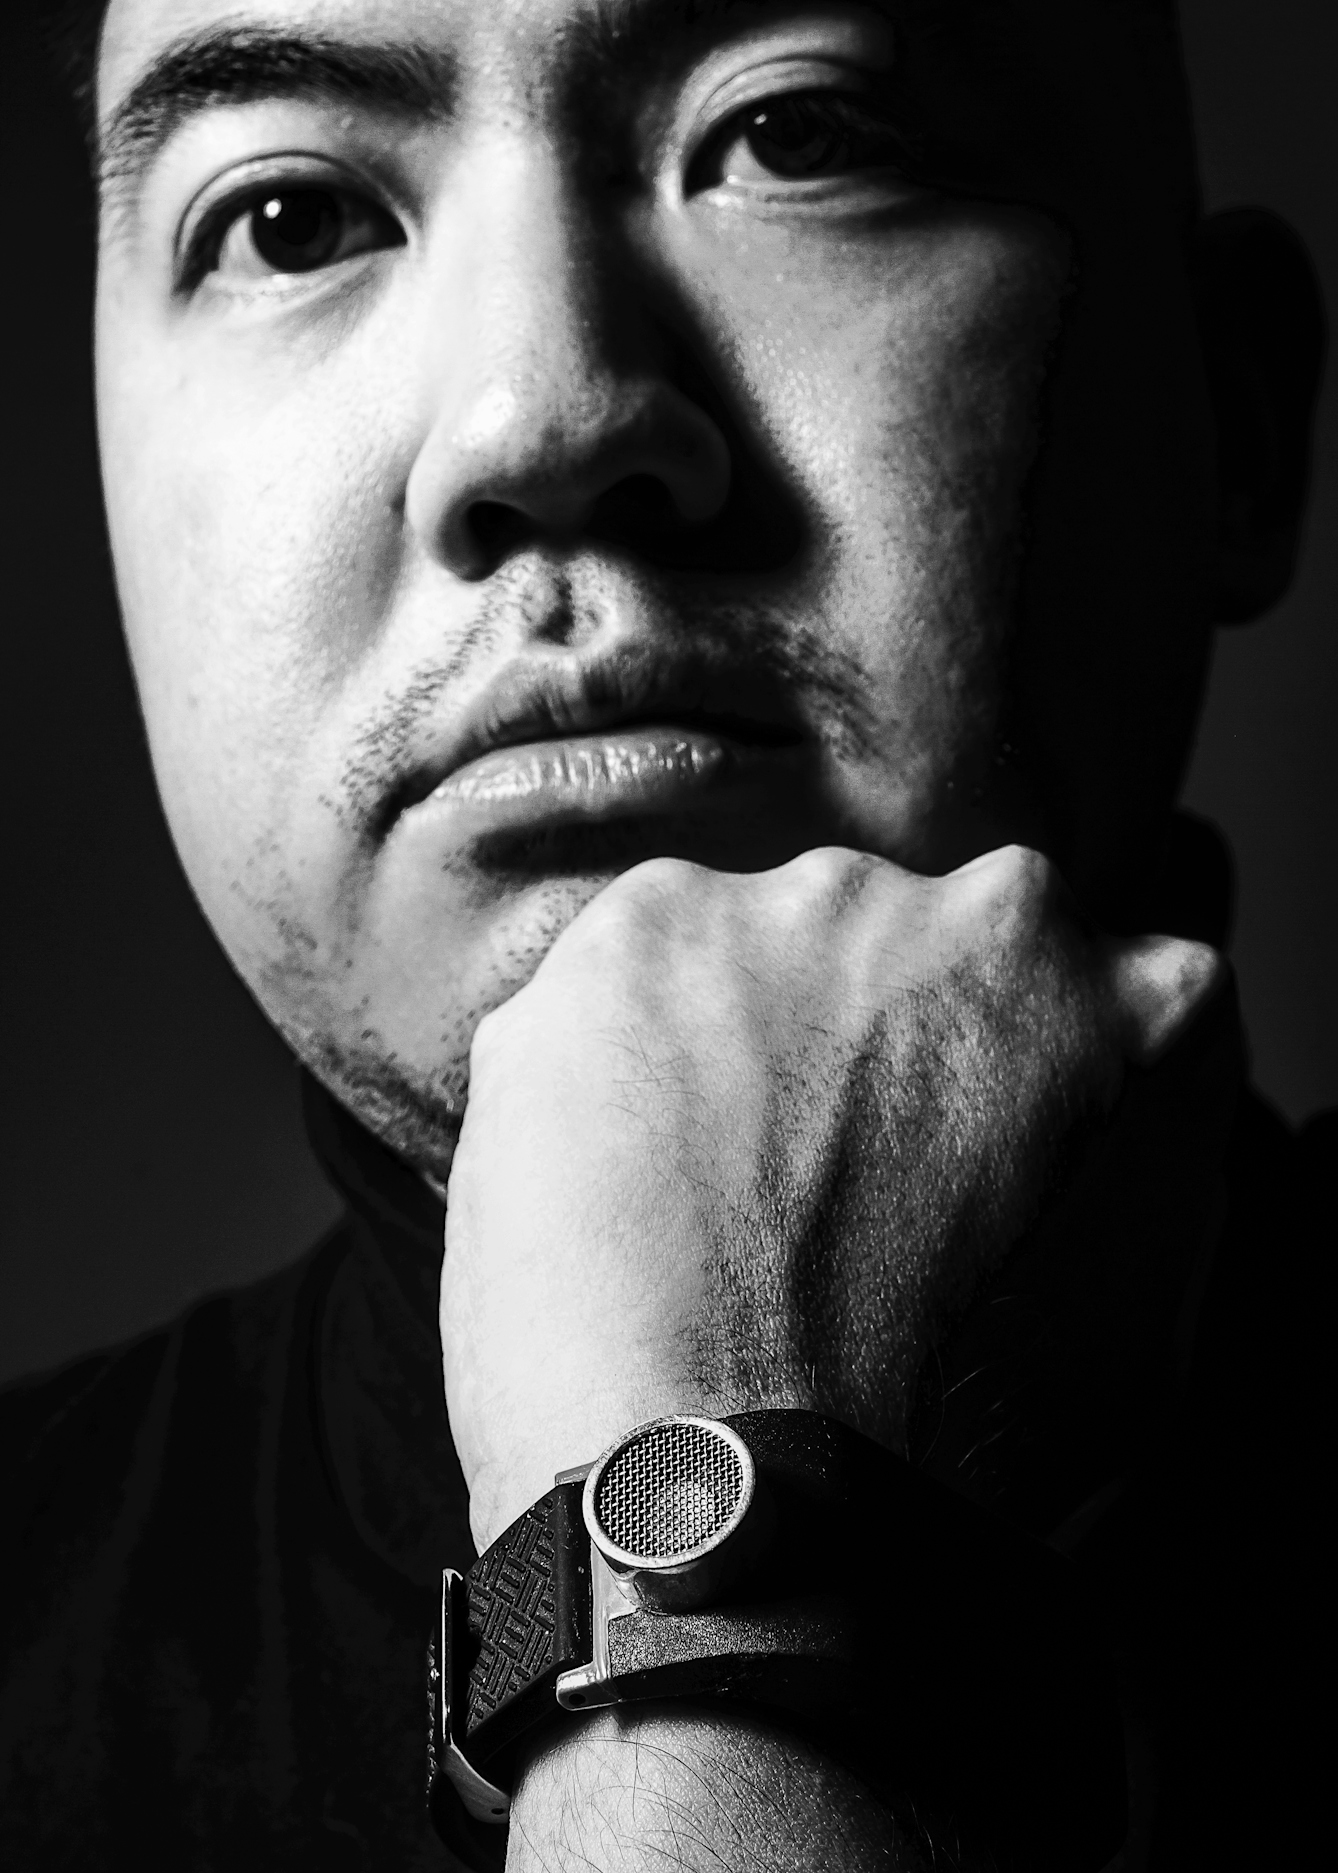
441, 844, 1222, 1551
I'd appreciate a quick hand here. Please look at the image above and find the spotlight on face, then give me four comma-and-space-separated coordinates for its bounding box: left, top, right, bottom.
93, 0, 1319, 1171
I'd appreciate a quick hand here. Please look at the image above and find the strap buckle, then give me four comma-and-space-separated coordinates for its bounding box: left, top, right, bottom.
428, 1568, 512, 1826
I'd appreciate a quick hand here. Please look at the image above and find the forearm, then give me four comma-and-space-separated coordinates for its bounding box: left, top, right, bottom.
508, 1704, 930, 1873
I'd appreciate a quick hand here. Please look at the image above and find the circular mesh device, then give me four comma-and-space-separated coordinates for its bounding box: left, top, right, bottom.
589, 1418, 751, 1566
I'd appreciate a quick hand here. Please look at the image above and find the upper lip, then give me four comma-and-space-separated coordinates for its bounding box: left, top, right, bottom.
390, 642, 810, 819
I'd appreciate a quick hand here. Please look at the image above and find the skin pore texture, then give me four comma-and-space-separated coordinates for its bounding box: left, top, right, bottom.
93, 0, 1319, 1866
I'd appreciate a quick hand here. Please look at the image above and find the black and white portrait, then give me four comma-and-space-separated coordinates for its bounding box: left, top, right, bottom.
3, 2, 1331, 1867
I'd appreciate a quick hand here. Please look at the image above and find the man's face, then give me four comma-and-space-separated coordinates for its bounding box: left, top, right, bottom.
97, 0, 1217, 1168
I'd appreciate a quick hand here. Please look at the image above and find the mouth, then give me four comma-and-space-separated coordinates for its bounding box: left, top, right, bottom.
387, 644, 816, 864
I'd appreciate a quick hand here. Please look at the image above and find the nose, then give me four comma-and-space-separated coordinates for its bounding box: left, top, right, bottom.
405, 162, 732, 580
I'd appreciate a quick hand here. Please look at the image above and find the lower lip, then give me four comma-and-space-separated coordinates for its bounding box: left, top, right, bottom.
402, 726, 802, 841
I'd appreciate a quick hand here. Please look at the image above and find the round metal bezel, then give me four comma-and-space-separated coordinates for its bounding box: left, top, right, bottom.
581, 1414, 757, 1575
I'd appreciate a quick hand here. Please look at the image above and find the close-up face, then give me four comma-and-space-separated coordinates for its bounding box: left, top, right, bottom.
95, 0, 1219, 1170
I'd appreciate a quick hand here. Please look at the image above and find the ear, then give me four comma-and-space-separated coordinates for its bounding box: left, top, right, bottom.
1191, 208, 1326, 624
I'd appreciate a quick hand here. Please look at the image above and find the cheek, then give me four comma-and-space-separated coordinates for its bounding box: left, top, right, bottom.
100, 331, 407, 949
1007, 233, 1219, 876
691, 206, 1071, 825
795, 216, 1062, 558
1026, 245, 1217, 613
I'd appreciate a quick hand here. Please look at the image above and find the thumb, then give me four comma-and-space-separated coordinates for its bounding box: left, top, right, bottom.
1105, 934, 1229, 1065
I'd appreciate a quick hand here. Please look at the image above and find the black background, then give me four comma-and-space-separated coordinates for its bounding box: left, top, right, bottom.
3, 1, 1334, 1385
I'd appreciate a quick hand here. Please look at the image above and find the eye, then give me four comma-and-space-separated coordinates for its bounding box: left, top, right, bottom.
199, 185, 403, 284
699, 91, 907, 189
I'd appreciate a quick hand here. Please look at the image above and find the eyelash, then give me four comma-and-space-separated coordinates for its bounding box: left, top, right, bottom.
177, 88, 913, 291
690, 89, 913, 193
179, 181, 402, 291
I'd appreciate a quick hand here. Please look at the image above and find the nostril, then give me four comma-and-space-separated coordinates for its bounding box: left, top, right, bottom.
589, 473, 683, 542
464, 475, 687, 571
469, 501, 535, 565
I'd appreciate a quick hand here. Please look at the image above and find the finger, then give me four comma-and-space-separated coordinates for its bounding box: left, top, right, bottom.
1105, 934, 1228, 1065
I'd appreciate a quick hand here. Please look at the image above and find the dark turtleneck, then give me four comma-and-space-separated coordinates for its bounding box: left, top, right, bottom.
1, 1075, 470, 1870
299, 1076, 465, 1588
1, 888, 1330, 1867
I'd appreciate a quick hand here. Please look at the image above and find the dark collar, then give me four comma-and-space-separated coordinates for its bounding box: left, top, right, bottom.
301, 1074, 473, 1586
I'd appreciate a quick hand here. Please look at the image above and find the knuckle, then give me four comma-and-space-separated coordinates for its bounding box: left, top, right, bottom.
557, 856, 711, 972
991, 842, 1054, 891
937, 845, 1073, 981
778, 844, 877, 908
764, 848, 904, 960
614, 855, 706, 901
952, 842, 1058, 916
571, 857, 698, 943
468, 999, 515, 1066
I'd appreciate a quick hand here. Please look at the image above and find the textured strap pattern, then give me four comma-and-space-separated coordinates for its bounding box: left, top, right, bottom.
465, 1498, 559, 1729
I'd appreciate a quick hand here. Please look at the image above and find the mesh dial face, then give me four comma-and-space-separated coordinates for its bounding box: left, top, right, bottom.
588, 1418, 752, 1567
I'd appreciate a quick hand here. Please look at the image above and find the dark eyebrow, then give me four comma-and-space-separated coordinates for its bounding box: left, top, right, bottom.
98, 1, 900, 218
99, 27, 457, 211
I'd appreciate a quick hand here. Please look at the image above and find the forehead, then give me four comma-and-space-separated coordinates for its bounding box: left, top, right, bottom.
96, 0, 1186, 144
96, 0, 1139, 104
99, 0, 885, 90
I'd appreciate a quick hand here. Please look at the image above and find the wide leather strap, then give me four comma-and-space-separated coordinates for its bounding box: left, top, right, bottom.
427, 1480, 590, 1869
463, 1478, 592, 1761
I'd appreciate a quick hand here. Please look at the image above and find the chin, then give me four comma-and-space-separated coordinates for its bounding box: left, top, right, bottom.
283, 1009, 469, 1183
254, 867, 613, 1177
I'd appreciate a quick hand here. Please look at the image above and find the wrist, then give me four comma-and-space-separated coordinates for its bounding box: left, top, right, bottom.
509, 1702, 919, 1873
431, 1410, 1127, 1873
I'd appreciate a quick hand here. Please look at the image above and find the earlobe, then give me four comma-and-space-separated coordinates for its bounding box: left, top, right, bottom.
1191, 207, 1326, 625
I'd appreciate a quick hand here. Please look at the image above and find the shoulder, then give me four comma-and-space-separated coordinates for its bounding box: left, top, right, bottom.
0, 1218, 461, 1863
0, 1223, 352, 1632
1140, 1090, 1332, 1866
1180, 1085, 1331, 1470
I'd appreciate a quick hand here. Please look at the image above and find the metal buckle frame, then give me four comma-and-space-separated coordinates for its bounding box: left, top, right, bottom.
430, 1568, 512, 1826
